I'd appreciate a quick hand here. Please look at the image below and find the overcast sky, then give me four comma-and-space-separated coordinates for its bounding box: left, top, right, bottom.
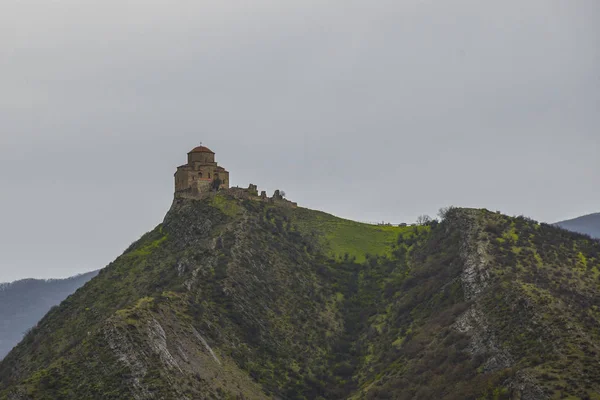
1, 0, 598, 282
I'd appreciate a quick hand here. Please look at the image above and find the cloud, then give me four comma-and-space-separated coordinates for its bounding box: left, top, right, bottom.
0, 0, 598, 280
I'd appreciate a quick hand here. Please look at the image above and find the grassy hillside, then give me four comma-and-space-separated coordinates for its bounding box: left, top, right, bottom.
292, 207, 413, 262
1, 192, 599, 399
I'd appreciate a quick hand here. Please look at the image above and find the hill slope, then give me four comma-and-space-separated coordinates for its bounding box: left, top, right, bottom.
0, 271, 98, 360
1, 192, 599, 399
555, 212, 600, 239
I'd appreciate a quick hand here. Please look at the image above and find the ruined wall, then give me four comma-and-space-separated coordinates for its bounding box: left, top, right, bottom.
180, 176, 296, 207
224, 185, 297, 208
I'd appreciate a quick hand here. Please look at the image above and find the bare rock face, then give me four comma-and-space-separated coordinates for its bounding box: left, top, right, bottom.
104, 321, 153, 400
454, 210, 513, 370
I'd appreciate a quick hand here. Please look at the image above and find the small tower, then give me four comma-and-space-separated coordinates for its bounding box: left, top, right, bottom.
174, 145, 230, 197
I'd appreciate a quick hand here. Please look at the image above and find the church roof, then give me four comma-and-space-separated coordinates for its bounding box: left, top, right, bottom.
188, 146, 215, 154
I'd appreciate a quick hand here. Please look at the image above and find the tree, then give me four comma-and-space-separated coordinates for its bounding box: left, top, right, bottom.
438, 206, 457, 221
211, 178, 222, 191
416, 215, 432, 225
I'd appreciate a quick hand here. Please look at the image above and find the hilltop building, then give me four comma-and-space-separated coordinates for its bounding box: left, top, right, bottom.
174, 146, 230, 196
174, 145, 297, 207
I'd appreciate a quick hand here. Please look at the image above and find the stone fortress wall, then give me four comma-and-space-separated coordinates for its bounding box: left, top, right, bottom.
225, 184, 298, 208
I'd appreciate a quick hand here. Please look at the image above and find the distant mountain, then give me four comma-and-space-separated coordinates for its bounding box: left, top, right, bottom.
555, 212, 600, 239
0, 271, 98, 359
1, 191, 600, 399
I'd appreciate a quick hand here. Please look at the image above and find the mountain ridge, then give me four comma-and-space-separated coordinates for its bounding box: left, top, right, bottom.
1, 192, 599, 399
555, 212, 600, 239
0, 271, 99, 360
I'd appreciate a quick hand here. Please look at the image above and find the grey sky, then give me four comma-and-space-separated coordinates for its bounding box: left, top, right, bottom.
1, 0, 598, 282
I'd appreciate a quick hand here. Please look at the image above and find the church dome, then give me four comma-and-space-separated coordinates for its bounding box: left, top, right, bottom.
188, 146, 215, 154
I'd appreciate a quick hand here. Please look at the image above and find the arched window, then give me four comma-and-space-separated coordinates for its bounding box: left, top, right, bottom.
208, 173, 211, 178
199, 172, 203, 178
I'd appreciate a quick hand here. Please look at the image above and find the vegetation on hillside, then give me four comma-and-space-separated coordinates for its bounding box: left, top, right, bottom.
291, 207, 411, 263
1, 193, 599, 399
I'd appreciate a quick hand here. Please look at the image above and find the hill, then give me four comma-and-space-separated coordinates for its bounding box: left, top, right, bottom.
0, 271, 98, 360
0, 192, 599, 399
555, 213, 600, 239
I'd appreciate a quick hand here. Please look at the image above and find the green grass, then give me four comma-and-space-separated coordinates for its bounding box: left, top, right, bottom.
210, 192, 242, 216
503, 224, 519, 242
125, 234, 167, 258
291, 207, 411, 262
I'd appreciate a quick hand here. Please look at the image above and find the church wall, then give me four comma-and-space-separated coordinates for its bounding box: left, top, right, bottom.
192, 161, 217, 169
196, 165, 216, 180
213, 170, 229, 189
176, 148, 229, 195
220, 171, 230, 188
196, 180, 212, 193
188, 152, 215, 164
174, 169, 190, 192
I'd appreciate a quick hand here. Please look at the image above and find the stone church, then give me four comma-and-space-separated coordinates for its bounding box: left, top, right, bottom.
174, 146, 230, 196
